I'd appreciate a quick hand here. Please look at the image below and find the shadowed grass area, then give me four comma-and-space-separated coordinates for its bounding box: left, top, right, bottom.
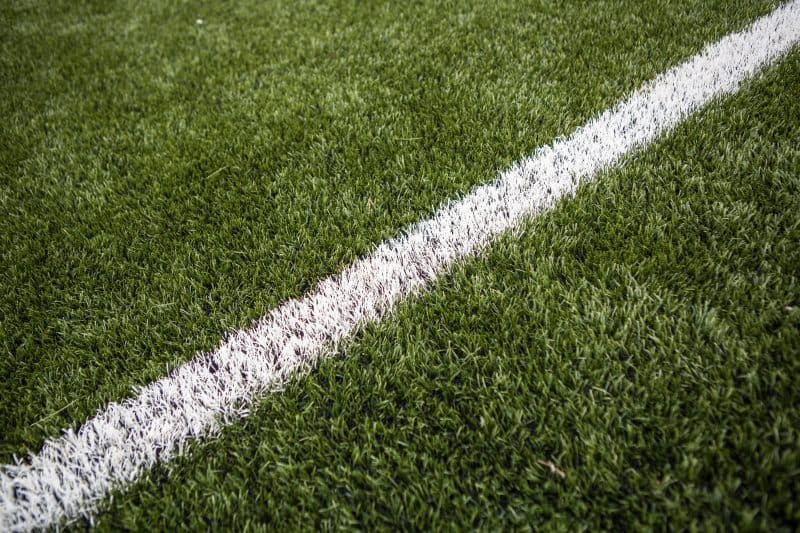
92, 48, 800, 531
0, 0, 777, 459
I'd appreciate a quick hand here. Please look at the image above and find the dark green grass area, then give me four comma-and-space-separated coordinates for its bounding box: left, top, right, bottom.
0, 0, 779, 458
92, 52, 800, 530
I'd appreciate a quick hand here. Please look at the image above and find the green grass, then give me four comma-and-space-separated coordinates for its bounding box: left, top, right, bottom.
0, 0, 778, 460
1, 0, 799, 529
88, 50, 800, 531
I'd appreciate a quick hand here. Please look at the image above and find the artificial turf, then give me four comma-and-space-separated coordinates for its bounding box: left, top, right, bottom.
1, 0, 798, 529
0, 0, 778, 460
94, 49, 800, 531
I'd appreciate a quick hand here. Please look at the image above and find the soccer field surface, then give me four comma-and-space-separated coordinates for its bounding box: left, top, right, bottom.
2, 0, 800, 529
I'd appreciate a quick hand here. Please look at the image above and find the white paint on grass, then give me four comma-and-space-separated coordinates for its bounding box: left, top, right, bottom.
3, 2, 800, 529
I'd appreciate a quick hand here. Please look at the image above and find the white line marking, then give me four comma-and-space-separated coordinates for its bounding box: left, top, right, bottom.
3, 2, 800, 530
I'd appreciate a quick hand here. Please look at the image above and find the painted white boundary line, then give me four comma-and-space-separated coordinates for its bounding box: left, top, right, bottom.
3, 2, 800, 530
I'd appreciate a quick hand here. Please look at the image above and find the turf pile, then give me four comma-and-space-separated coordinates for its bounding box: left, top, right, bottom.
95, 49, 800, 531
1, 0, 797, 529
